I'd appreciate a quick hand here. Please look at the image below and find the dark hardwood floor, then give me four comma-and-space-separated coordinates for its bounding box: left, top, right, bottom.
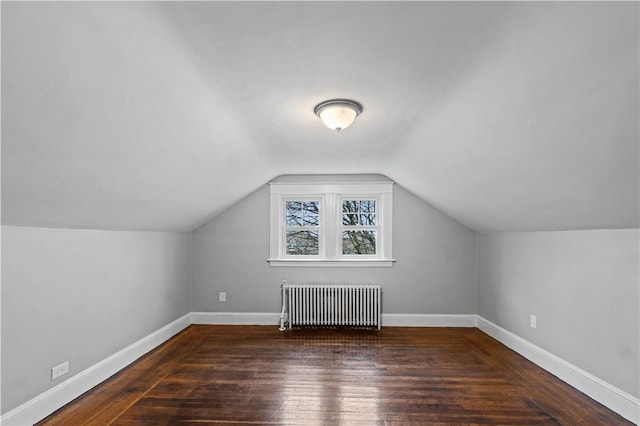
37, 325, 631, 425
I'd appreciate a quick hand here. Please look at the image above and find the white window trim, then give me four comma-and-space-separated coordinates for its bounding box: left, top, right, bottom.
268, 176, 394, 267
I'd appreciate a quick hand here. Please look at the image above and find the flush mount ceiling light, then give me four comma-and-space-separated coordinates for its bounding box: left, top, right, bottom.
314, 99, 363, 132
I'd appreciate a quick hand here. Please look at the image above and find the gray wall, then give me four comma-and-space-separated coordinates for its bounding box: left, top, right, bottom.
192, 184, 477, 315
1, 226, 191, 413
477, 229, 639, 398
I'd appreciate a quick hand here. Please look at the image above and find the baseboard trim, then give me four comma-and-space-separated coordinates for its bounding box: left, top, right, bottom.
1, 313, 192, 426
382, 313, 477, 327
477, 316, 640, 424
190, 312, 478, 328
191, 312, 281, 325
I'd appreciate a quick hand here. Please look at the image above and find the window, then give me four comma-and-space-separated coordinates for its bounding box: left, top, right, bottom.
268, 175, 394, 267
284, 200, 320, 256
341, 199, 377, 256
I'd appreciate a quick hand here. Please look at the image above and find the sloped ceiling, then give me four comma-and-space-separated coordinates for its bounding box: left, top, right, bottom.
2, 2, 638, 233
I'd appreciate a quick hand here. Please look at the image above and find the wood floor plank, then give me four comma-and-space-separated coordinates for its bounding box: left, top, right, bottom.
37, 325, 632, 425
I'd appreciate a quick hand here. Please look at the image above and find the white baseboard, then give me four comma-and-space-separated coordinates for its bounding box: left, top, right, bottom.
0, 313, 192, 426
382, 313, 477, 327
191, 312, 478, 328
191, 312, 281, 325
477, 316, 640, 425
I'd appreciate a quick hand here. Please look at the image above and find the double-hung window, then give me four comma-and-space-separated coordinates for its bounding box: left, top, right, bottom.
268, 175, 394, 267
284, 199, 321, 256
341, 199, 378, 256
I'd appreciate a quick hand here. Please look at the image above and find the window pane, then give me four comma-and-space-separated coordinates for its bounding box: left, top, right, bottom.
302, 201, 319, 226
342, 230, 376, 255
286, 230, 319, 255
342, 213, 360, 225
361, 214, 376, 226
285, 201, 302, 226
342, 200, 359, 213
361, 200, 376, 213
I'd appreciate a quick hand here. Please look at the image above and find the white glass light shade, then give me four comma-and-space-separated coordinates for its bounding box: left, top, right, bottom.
314, 100, 362, 132
318, 106, 357, 131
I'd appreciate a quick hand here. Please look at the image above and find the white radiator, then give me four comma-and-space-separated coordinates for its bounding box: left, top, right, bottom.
279, 281, 381, 331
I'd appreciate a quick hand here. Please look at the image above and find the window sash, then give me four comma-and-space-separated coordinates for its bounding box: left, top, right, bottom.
281, 197, 323, 258
338, 197, 381, 258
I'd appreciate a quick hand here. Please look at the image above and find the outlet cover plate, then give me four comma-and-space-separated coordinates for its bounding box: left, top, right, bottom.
51, 361, 69, 380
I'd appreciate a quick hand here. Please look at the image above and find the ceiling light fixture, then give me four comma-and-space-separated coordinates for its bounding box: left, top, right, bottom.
314, 99, 363, 132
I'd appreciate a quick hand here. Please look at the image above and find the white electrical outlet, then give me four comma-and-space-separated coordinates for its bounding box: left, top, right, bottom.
51, 361, 69, 380
529, 314, 537, 329
219, 292, 226, 302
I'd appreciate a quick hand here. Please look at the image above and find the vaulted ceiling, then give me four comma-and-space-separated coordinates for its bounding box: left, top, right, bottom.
2, 2, 638, 233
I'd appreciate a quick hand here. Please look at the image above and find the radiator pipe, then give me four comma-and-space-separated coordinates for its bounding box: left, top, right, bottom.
279, 280, 287, 331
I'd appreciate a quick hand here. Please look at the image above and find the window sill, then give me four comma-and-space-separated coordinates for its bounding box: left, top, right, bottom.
267, 258, 395, 268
